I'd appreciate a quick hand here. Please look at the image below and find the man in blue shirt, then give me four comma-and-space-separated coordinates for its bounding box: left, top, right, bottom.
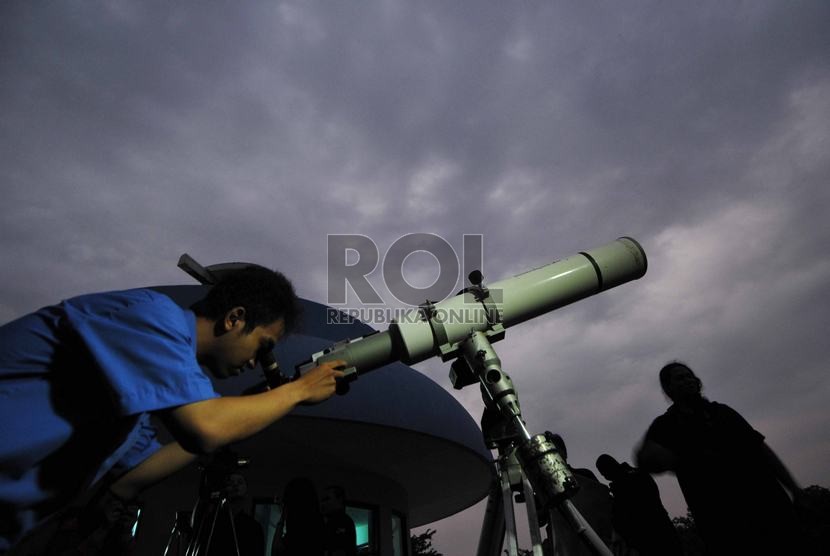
0, 267, 344, 551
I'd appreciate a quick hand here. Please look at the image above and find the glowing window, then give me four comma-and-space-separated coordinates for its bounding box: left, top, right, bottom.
253, 500, 377, 555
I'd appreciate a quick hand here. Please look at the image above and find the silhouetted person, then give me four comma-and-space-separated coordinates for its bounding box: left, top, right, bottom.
321, 485, 356, 556
208, 473, 264, 556
636, 361, 805, 555
545, 434, 614, 556
596, 454, 681, 556
271, 477, 325, 556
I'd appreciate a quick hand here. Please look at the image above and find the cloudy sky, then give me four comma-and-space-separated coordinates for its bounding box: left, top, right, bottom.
2, 1, 828, 553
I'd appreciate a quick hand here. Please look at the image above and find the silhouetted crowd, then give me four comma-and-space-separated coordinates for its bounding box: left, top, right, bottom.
542, 361, 822, 556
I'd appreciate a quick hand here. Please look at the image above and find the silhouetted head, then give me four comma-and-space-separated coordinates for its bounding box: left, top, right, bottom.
283, 476, 320, 514
279, 477, 325, 547
659, 361, 703, 402
595, 454, 623, 481
321, 485, 347, 515
223, 473, 248, 500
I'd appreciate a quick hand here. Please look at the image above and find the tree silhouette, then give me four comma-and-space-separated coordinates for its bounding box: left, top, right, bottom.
411, 528, 442, 556
798, 484, 830, 554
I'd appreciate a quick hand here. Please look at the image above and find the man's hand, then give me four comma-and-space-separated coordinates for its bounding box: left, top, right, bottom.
294, 359, 347, 404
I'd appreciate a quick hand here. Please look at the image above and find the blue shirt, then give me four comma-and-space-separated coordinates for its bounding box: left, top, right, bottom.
0, 289, 218, 549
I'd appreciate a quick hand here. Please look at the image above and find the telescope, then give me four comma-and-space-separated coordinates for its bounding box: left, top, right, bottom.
179, 237, 647, 555
296, 236, 645, 556
297, 236, 647, 386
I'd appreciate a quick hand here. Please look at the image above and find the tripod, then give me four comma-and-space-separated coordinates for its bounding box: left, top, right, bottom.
163, 451, 249, 556
447, 330, 612, 556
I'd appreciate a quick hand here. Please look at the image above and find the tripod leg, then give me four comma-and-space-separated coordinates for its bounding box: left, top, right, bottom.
476, 480, 506, 556
558, 500, 613, 556
199, 497, 242, 556
499, 465, 520, 556
227, 501, 241, 556
164, 521, 182, 556
522, 477, 544, 556
192, 497, 242, 556
547, 509, 559, 556
187, 506, 207, 556
189, 500, 221, 556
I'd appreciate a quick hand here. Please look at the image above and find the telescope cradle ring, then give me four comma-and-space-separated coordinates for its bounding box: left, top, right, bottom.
418, 270, 507, 363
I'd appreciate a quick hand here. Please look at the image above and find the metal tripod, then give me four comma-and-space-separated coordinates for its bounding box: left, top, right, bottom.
448, 330, 612, 556
163, 492, 242, 556
163, 451, 248, 556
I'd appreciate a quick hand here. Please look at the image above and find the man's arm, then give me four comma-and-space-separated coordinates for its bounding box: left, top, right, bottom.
109, 442, 197, 500
762, 442, 802, 497
159, 360, 345, 454
718, 403, 803, 499
635, 438, 679, 473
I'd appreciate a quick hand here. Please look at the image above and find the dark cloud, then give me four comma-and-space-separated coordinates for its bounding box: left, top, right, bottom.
1, 1, 828, 553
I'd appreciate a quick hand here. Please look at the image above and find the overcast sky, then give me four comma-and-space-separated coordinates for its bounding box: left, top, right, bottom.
2, 1, 828, 553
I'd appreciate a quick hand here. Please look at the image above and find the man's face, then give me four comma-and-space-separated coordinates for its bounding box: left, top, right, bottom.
223, 474, 248, 499
664, 366, 701, 401
320, 486, 344, 514
206, 313, 286, 379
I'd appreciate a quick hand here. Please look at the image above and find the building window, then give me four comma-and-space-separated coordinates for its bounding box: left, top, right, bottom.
254, 500, 377, 555
346, 505, 375, 554
252, 501, 280, 555
391, 511, 407, 556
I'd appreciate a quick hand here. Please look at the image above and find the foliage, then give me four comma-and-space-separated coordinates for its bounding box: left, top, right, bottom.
411, 528, 443, 556
798, 484, 830, 553
671, 512, 706, 556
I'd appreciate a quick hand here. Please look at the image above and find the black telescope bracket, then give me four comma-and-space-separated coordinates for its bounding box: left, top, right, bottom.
419, 270, 505, 365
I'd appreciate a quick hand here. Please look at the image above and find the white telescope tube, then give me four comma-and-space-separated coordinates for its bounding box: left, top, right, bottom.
300, 237, 646, 374
390, 236, 646, 365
